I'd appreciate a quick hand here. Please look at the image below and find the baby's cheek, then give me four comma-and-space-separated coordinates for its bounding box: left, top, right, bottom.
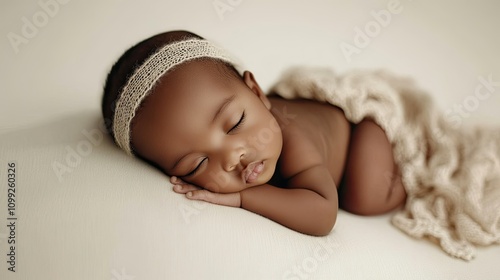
200, 170, 234, 193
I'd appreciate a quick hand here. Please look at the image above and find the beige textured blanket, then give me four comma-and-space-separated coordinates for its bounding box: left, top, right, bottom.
270, 67, 500, 261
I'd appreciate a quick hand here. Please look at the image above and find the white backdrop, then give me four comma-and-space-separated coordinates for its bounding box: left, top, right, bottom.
1, 1, 499, 280
1, 0, 499, 132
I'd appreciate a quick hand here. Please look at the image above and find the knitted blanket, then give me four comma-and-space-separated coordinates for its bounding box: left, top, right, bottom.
270, 66, 500, 261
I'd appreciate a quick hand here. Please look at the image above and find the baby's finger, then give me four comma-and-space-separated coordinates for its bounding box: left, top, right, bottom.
172, 183, 200, 194
185, 189, 214, 202
185, 190, 240, 207
170, 176, 184, 185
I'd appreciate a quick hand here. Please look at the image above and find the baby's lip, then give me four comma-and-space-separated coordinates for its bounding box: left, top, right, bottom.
243, 161, 265, 184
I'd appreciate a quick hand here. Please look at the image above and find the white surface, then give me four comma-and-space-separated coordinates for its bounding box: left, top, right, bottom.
1, 0, 499, 279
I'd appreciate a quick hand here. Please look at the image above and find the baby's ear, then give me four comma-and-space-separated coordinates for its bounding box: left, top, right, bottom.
243, 71, 271, 109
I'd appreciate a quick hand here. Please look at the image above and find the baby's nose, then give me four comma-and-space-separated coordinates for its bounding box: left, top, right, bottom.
225, 163, 239, 172
224, 149, 245, 172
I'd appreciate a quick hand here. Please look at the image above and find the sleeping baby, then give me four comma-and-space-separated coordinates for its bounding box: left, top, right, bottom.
101, 30, 407, 236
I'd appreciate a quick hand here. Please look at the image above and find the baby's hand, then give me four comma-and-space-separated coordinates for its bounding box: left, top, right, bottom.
170, 176, 241, 208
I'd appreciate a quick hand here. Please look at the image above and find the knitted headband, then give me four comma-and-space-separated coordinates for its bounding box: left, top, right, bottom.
113, 38, 236, 155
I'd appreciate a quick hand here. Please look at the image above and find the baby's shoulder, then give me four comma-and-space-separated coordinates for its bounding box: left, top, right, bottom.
277, 121, 324, 178
268, 97, 350, 179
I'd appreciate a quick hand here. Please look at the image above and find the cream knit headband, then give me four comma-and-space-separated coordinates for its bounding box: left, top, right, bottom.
113, 38, 236, 155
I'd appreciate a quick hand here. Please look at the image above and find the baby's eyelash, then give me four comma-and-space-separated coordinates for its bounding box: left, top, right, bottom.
228, 111, 245, 133
184, 158, 207, 178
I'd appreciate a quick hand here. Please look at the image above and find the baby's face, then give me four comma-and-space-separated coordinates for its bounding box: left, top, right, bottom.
131, 60, 283, 193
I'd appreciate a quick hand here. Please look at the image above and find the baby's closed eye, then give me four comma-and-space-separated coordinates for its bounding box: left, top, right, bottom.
228, 111, 245, 134
183, 157, 207, 178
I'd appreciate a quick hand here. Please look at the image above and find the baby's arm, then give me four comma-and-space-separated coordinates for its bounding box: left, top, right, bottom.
171, 163, 338, 236
240, 164, 338, 236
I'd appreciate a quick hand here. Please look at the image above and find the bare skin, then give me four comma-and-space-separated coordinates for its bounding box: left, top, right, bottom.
131, 59, 406, 236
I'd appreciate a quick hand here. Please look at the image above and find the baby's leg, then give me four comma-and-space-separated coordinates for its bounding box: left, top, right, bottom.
339, 119, 406, 215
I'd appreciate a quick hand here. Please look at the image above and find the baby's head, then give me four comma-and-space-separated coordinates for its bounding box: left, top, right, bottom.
102, 30, 283, 193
